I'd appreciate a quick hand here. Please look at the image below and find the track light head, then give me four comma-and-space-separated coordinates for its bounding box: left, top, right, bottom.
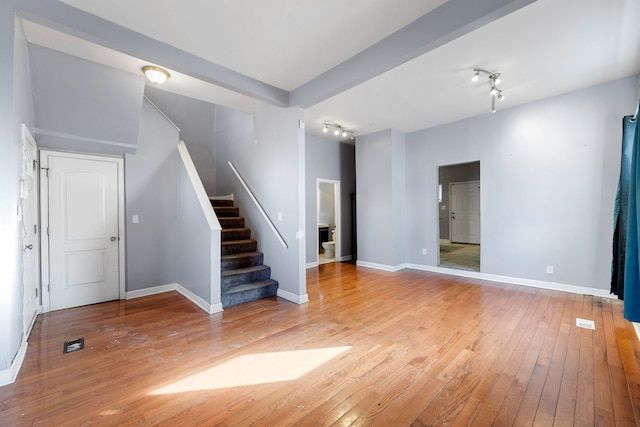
323, 124, 328, 133
334, 126, 340, 136
472, 68, 505, 113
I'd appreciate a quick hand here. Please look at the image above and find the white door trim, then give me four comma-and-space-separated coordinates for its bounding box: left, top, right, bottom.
316, 179, 341, 264
21, 125, 40, 338
40, 150, 125, 312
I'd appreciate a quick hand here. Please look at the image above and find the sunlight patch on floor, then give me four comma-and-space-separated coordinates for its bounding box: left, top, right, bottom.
149, 346, 351, 394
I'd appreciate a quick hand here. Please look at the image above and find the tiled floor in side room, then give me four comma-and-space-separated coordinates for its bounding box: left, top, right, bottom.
439, 242, 480, 271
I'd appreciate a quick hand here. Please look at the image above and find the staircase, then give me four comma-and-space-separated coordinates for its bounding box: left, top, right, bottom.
212, 199, 279, 308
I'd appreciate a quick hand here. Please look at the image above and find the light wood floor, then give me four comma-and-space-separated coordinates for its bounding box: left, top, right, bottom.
2, 263, 640, 426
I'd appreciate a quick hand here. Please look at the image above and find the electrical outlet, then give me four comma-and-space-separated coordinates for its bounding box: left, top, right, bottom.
422, 248, 427, 255
546, 265, 554, 274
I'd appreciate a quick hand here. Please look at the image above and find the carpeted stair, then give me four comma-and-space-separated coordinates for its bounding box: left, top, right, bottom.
212, 199, 278, 308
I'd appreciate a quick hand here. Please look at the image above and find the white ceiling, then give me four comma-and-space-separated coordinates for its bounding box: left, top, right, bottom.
21, 0, 640, 138
58, 0, 448, 90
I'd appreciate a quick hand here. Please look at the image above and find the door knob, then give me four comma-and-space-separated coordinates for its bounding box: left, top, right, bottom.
24, 244, 33, 250
110, 236, 118, 242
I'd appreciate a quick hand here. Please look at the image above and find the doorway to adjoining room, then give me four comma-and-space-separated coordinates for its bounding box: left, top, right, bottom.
317, 179, 341, 265
438, 161, 480, 272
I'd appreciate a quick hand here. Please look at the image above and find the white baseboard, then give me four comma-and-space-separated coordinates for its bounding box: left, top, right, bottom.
306, 261, 319, 269
126, 283, 223, 314
404, 263, 615, 299
126, 284, 177, 299
339, 255, 353, 262
0, 338, 28, 387
277, 288, 309, 304
439, 239, 450, 244
356, 261, 407, 272
175, 284, 223, 314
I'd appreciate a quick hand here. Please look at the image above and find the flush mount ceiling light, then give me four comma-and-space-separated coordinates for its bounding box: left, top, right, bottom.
142, 65, 170, 84
471, 68, 505, 113
323, 122, 355, 140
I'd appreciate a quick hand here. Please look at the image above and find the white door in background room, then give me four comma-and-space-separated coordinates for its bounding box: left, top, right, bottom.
41, 152, 124, 311
21, 125, 39, 336
450, 181, 480, 244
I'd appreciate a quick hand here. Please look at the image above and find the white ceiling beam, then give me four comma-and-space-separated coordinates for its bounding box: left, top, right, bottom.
290, 0, 537, 108
12, 0, 289, 107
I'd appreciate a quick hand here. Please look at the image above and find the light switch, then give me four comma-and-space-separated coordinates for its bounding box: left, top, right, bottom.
278, 212, 283, 221
132, 214, 139, 224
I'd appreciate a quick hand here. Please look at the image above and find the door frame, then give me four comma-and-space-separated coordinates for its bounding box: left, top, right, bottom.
21, 125, 40, 338
316, 179, 341, 263
40, 150, 126, 313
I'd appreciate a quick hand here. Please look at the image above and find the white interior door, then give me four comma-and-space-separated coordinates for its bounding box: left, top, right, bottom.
21, 125, 39, 336
43, 153, 122, 311
450, 181, 480, 244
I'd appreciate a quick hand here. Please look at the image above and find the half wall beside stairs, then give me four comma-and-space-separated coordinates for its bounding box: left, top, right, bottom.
175, 142, 223, 313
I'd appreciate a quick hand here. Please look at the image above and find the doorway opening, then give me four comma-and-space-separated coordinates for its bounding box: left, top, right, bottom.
438, 161, 480, 272
316, 179, 341, 265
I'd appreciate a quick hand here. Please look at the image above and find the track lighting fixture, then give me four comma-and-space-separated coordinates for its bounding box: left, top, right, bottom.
322, 122, 355, 140
471, 68, 506, 113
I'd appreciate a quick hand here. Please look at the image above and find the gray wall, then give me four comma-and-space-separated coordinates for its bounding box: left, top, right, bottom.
0, 9, 35, 372
29, 46, 144, 155
305, 134, 356, 263
144, 87, 217, 194
439, 161, 480, 240
405, 76, 638, 290
125, 100, 179, 291
356, 129, 406, 268
215, 104, 306, 300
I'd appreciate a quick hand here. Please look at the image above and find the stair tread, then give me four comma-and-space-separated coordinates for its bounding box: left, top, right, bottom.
221, 239, 256, 245
221, 227, 250, 232
222, 280, 278, 295
221, 251, 262, 260
221, 265, 270, 277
